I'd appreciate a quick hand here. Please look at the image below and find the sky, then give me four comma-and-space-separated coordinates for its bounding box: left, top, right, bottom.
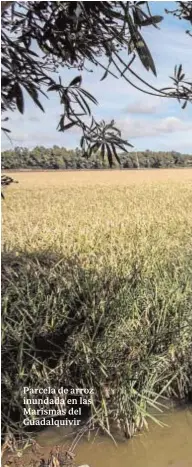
1, 1, 192, 153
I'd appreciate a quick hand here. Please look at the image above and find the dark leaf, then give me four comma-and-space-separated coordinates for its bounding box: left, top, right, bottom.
73, 93, 90, 115
61, 121, 76, 131
116, 142, 133, 152
79, 88, 98, 105
100, 59, 112, 81
177, 64, 182, 78
69, 76, 82, 87
111, 144, 121, 164
1, 127, 11, 133
140, 15, 163, 26
179, 73, 185, 81
26, 49, 38, 57
1, 76, 10, 87
136, 35, 157, 75
22, 84, 45, 112
100, 143, 105, 161
48, 84, 62, 92
79, 94, 91, 115
100, 68, 109, 81
106, 143, 113, 167
128, 40, 135, 54
133, 9, 145, 26
14, 82, 24, 114
57, 115, 64, 131
182, 100, 188, 109
127, 14, 157, 75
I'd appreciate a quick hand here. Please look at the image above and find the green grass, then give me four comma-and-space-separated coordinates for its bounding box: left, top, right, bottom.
2, 172, 192, 441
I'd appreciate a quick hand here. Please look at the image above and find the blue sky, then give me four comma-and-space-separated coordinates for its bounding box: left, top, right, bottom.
1, 1, 192, 153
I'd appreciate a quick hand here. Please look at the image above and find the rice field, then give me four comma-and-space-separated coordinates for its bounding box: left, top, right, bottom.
3, 169, 192, 259
1, 168, 192, 440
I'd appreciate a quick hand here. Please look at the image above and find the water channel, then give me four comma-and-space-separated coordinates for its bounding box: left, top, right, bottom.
14, 405, 191, 467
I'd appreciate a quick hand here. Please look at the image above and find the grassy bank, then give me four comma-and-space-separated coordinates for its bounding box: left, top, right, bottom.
2, 170, 192, 442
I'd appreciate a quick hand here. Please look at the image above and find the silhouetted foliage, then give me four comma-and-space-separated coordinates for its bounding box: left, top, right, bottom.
1, 174, 18, 198
1, 1, 192, 168
165, 2, 192, 37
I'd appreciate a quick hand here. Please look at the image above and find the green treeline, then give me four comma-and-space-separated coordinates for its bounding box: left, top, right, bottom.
2, 146, 192, 170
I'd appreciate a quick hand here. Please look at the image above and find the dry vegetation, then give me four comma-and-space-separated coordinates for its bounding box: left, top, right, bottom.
2, 169, 192, 445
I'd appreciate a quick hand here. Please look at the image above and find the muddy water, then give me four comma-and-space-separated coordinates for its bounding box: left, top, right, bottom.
33, 406, 192, 467
3, 407, 192, 466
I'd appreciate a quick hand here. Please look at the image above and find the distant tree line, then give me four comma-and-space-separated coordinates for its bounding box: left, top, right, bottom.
2, 146, 192, 170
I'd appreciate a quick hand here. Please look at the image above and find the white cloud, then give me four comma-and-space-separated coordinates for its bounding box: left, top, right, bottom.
123, 98, 162, 115
118, 116, 192, 139
28, 116, 40, 122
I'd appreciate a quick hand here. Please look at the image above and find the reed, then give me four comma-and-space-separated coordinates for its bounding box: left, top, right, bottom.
2, 170, 192, 443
